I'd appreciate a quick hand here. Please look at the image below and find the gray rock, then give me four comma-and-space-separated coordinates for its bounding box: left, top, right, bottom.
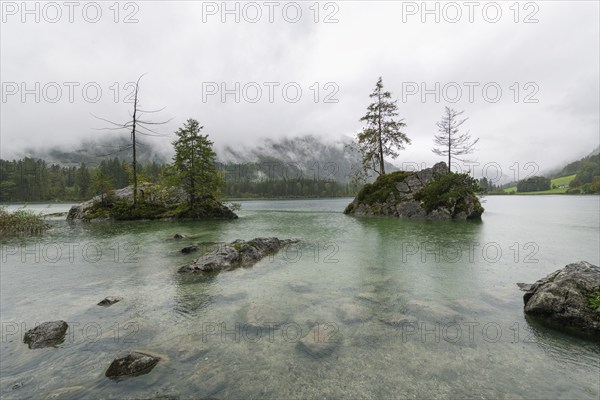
377, 312, 417, 326
97, 296, 122, 306
105, 351, 161, 379
395, 182, 411, 193
181, 245, 199, 254
427, 208, 453, 220
337, 303, 372, 323
522, 261, 600, 340
396, 201, 426, 218
173, 233, 186, 239
288, 281, 312, 293
296, 326, 342, 358
178, 237, 298, 273
404, 176, 423, 191
356, 292, 381, 304
245, 303, 285, 328
210, 292, 247, 303
23, 321, 68, 349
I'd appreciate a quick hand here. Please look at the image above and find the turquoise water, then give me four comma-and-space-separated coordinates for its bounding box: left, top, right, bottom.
1, 196, 599, 399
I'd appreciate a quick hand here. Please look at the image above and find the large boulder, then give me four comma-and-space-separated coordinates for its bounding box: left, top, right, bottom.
344, 162, 483, 220
520, 261, 600, 340
105, 351, 161, 379
23, 320, 68, 349
178, 237, 298, 273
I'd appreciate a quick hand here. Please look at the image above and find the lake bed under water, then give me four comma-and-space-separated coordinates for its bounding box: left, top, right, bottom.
1, 196, 599, 399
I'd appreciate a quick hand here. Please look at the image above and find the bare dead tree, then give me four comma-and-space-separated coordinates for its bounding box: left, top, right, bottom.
432, 107, 479, 172
92, 74, 171, 208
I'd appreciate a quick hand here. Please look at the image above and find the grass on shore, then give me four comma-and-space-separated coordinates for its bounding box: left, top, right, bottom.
0, 207, 49, 236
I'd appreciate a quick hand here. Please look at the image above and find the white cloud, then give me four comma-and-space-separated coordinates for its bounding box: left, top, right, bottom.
1, 1, 598, 173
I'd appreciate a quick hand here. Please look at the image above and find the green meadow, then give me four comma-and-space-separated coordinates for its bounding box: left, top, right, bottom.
504, 174, 576, 194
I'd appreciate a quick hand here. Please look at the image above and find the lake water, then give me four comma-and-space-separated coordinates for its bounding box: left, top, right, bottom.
1, 196, 599, 399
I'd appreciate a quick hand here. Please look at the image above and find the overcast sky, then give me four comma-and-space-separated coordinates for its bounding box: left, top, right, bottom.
1, 1, 599, 176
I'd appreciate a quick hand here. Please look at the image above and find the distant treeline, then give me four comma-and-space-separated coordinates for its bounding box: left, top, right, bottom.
222, 179, 356, 198
0, 157, 163, 202
476, 177, 504, 194
0, 157, 357, 202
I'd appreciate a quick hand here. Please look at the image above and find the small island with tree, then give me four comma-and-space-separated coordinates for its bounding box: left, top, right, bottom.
67, 77, 236, 221
344, 77, 484, 220
67, 117, 236, 221
67, 119, 237, 221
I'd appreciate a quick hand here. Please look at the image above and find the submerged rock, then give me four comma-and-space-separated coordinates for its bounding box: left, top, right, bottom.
377, 312, 417, 327
45, 386, 85, 399
245, 303, 285, 328
97, 296, 122, 307
105, 351, 161, 379
178, 237, 298, 273
210, 292, 248, 303
521, 261, 600, 340
336, 302, 372, 324
296, 325, 342, 358
23, 321, 68, 349
344, 162, 483, 220
516, 282, 532, 291
181, 245, 199, 254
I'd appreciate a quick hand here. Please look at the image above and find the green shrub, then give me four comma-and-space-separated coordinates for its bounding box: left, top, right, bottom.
414, 172, 483, 216
587, 291, 600, 311
110, 199, 168, 220
0, 207, 49, 236
355, 171, 409, 205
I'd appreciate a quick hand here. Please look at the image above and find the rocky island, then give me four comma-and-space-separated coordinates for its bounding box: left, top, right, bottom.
344, 162, 484, 220
67, 184, 237, 221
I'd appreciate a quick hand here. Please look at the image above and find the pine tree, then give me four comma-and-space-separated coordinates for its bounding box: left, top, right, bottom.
432, 107, 479, 172
172, 119, 223, 208
91, 171, 113, 203
357, 77, 410, 175
76, 162, 91, 199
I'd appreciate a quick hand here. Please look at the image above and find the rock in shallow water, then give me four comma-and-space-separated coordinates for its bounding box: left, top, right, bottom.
336, 302, 372, 324
296, 325, 342, 358
23, 320, 68, 349
521, 261, 600, 340
245, 303, 286, 328
180, 245, 199, 254
105, 351, 161, 379
97, 296, 122, 306
178, 237, 298, 273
